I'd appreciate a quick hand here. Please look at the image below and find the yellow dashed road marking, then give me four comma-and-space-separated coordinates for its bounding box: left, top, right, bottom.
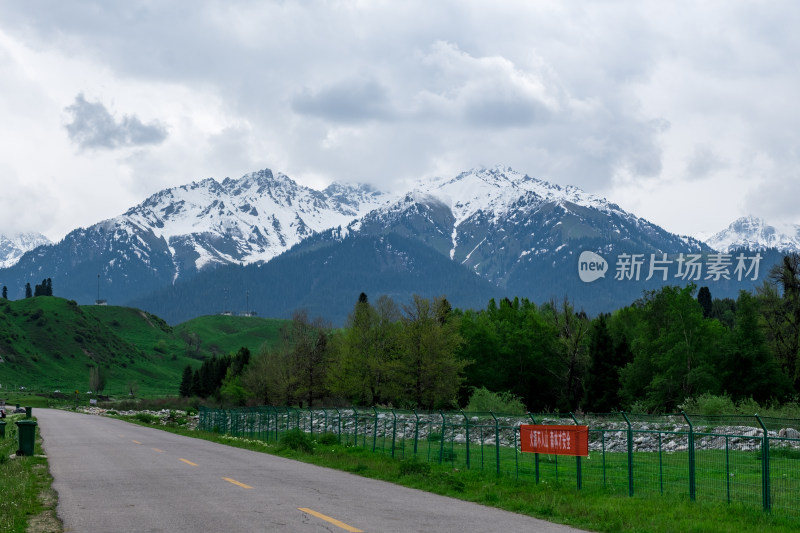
132, 440, 142, 445
298, 508, 363, 532
223, 477, 253, 489
152, 448, 164, 453
180, 458, 198, 466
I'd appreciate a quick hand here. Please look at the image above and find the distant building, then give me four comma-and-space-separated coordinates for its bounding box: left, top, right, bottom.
95, 299, 107, 306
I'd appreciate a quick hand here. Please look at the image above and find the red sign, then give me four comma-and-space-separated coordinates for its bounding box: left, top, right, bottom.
520, 425, 589, 457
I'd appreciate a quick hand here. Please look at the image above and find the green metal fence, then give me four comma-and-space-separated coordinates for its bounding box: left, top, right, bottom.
198, 406, 800, 517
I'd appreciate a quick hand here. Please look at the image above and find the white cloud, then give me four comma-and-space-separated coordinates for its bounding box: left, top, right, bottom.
1, 0, 799, 241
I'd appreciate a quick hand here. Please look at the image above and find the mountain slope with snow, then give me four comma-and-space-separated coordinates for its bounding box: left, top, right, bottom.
705, 216, 800, 253
0, 169, 392, 302
0, 232, 51, 268
122, 168, 391, 271
346, 165, 708, 287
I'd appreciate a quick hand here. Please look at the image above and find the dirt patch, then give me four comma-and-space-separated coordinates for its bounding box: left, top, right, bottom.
26, 487, 61, 533
27, 459, 63, 532
139, 310, 156, 328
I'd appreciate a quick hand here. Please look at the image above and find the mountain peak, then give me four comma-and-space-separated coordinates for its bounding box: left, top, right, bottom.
706, 216, 800, 253
0, 232, 52, 268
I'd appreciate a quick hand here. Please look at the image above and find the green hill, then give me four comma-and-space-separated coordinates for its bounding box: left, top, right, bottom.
0, 297, 287, 398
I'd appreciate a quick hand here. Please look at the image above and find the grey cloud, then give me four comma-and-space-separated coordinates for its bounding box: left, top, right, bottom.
64, 94, 168, 150
463, 97, 543, 128
686, 145, 727, 180
292, 80, 393, 123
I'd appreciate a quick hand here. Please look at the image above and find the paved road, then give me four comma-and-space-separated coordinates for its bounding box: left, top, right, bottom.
37, 409, 589, 533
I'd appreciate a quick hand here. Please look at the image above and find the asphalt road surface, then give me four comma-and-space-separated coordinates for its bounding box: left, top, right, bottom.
37, 409, 590, 533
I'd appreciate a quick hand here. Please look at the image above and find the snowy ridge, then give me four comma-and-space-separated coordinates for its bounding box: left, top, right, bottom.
115, 169, 392, 270
412, 165, 618, 227
339, 164, 707, 287
705, 216, 800, 253
0, 232, 51, 268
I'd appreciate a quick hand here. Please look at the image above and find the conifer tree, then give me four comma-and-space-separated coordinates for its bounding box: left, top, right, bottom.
1, 286, 6, 299
25, 283, 32, 298
179, 365, 194, 397
697, 286, 712, 318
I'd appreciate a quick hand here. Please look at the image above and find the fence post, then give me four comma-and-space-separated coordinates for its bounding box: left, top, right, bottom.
755, 414, 771, 512
438, 411, 446, 464
391, 409, 397, 459
353, 407, 359, 447
334, 408, 341, 443
528, 413, 539, 484
570, 412, 582, 491
413, 410, 420, 456
681, 411, 695, 501
461, 410, 470, 470
372, 407, 379, 453
490, 412, 500, 475
621, 411, 633, 497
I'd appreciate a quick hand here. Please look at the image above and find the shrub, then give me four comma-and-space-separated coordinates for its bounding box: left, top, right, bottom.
441, 449, 457, 462
280, 429, 315, 454
679, 393, 736, 416
465, 387, 527, 415
436, 472, 465, 492
133, 413, 160, 424
398, 460, 431, 476
316, 432, 339, 446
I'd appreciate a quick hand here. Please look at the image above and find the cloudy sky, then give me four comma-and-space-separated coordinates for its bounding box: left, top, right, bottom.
1, 1, 798, 242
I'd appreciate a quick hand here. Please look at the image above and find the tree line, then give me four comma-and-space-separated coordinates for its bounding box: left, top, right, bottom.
1, 278, 54, 299
180, 254, 800, 413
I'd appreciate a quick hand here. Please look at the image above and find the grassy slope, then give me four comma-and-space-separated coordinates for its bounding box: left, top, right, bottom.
172, 314, 285, 358
0, 297, 287, 398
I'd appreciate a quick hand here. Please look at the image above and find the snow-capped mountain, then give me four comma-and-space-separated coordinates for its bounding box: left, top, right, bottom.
5, 164, 773, 323
344, 165, 708, 287
705, 216, 800, 253
123, 168, 390, 271
0, 232, 51, 268
0, 169, 391, 302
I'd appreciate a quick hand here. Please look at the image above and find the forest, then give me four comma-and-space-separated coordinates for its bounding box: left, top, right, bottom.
179, 253, 800, 414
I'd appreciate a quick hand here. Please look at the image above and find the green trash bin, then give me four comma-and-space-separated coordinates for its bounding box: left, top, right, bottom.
0, 420, 6, 438
15, 420, 37, 456
25, 406, 32, 418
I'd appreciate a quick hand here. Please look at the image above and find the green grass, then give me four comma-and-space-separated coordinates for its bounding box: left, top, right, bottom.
172, 314, 285, 358
115, 417, 798, 533
0, 296, 288, 399
0, 415, 60, 533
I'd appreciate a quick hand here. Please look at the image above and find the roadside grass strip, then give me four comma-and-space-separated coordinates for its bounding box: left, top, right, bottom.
0, 416, 61, 533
